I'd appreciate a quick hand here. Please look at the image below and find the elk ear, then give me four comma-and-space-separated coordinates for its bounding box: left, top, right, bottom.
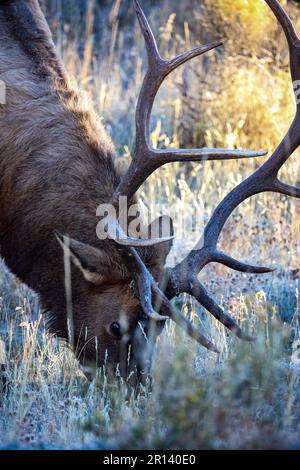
55, 233, 115, 285
146, 215, 174, 264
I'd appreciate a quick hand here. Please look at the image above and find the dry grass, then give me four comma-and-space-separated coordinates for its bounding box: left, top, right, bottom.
1, 0, 300, 449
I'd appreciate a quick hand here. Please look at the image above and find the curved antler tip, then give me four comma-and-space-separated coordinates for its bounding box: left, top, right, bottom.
195, 41, 224, 54
236, 149, 268, 158
236, 330, 255, 342
213, 251, 275, 274
209, 40, 223, 48
249, 266, 275, 274
244, 149, 268, 157
117, 234, 174, 247
147, 311, 169, 321
202, 339, 220, 353
211, 344, 220, 354
112, 219, 175, 247
133, 0, 147, 20
134, 0, 145, 21
265, 0, 299, 45
253, 265, 275, 273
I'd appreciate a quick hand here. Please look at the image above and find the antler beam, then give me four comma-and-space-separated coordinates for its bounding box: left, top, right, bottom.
165, 0, 300, 335
110, 0, 299, 352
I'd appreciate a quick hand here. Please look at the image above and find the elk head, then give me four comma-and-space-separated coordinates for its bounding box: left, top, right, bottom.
54, 215, 174, 382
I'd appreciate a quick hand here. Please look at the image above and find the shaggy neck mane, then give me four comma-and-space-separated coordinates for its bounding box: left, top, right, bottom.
2, 0, 67, 81
0, 1, 122, 289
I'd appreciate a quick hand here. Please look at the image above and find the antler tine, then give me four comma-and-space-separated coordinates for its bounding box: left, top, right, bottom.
187, 278, 254, 341
155, 283, 221, 353
111, 0, 267, 205
271, 178, 300, 198
125, 246, 169, 321
212, 251, 275, 274
109, 0, 298, 350
103, 214, 174, 247
265, 0, 299, 48
165, 0, 300, 339
133, 0, 160, 65
126, 246, 220, 352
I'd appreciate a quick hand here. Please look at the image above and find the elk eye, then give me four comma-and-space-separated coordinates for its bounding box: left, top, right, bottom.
110, 321, 121, 339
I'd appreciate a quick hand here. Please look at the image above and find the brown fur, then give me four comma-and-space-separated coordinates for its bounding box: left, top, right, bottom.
0, 1, 172, 376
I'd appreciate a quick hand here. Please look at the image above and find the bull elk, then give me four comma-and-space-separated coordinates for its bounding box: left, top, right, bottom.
0, 0, 299, 383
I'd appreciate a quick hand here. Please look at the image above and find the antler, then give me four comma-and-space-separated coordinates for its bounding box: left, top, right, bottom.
110, 0, 300, 351
110, 0, 266, 206
165, 0, 300, 338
